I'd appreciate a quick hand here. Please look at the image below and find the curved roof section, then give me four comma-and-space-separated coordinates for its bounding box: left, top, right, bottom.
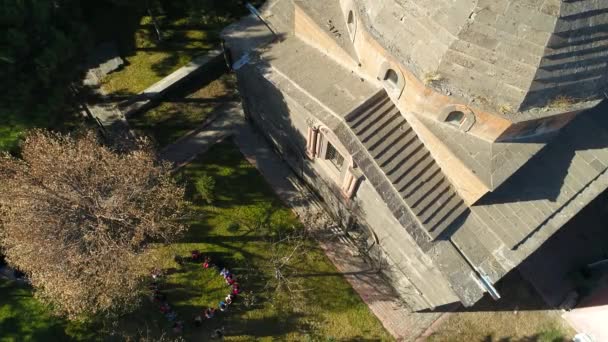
355, 0, 608, 116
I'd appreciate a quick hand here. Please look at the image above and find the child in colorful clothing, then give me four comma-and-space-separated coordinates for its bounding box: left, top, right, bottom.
219, 301, 228, 312
232, 283, 240, 295
204, 307, 216, 319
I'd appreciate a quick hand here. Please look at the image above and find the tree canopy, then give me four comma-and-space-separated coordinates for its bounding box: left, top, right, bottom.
0, 0, 89, 113
0, 0, 89, 151
0, 130, 187, 318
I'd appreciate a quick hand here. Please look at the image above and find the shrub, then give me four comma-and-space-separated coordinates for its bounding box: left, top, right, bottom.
195, 173, 216, 204
227, 222, 240, 232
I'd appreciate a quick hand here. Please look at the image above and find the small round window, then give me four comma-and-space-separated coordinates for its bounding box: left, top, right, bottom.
446, 111, 465, 125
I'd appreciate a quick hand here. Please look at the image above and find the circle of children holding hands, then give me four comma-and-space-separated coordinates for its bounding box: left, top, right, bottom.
148, 250, 242, 336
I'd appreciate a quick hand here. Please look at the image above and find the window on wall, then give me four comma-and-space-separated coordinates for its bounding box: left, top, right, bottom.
384, 69, 399, 87
446, 111, 465, 126
325, 142, 345, 171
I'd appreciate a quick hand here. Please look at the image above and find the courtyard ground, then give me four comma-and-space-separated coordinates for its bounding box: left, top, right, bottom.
425, 271, 575, 341
0, 141, 391, 341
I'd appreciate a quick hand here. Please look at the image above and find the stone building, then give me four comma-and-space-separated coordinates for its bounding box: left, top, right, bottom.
223, 0, 608, 310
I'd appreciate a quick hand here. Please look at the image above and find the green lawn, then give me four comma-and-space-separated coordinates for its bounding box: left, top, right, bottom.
99, 0, 267, 96
0, 112, 82, 153
116, 140, 392, 340
130, 73, 236, 148
0, 280, 94, 342
101, 15, 217, 95
0, 119, 29, 153
0, 140, 391, 341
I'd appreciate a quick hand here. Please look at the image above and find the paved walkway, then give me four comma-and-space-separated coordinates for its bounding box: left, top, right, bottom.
160, 102, 242, 167
157, 102, 445, 341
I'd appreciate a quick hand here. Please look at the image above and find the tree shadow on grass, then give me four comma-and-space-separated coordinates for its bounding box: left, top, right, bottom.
222, 313, 309, 339
0, 280, 79, 341
151, 52, 183, 79
82, 2, 142, 59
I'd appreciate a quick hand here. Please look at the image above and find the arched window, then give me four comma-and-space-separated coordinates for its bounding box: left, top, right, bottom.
384, 69, 399, 87
347, 10, 354, 26
325, 142, 345, 171
446, 111, 465, 125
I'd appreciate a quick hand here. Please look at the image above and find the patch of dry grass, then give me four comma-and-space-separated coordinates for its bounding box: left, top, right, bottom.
499, 104, 514, 115
423, 71, 443, 86
427, 272, 575, 342
549, 95, 577, 110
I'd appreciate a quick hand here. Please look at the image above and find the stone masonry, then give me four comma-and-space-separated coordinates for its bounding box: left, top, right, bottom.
222, 0, 608, 311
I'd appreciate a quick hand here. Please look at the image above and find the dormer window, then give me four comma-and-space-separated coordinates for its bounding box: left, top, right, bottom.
377, 62, 405, 99
446, 111, 465, 126
439, 106, 476, 132
384, 69, 399, 88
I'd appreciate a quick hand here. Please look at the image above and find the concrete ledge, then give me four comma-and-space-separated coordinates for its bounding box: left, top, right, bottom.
121, 48, 225, 116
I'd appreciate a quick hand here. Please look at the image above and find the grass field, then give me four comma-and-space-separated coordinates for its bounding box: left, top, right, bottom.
0, 280, 94, 342
0, 112, 82, 153
100, 0, 258, 96
115, 140, 392, 340
0, 140, 391, 341
129, 73, 236, 148
101, 16, 217, 95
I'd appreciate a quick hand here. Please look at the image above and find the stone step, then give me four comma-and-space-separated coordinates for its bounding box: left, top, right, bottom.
345, 90, 468, 240
400, 167, 444, 201
395, 159, 439, 193
359, 109, 402, 143
380, 135, 424, 171
427, 200, 469, 238
411, 180, 451, 215
346, 91, 389, 123
386, 149, 430, 185
403, 169, 445, 205
362, 111, 407, 148
352, 101, 397, 137
418, 188, 457, 223
372, 126, 416, 163
349, 97, 393, 131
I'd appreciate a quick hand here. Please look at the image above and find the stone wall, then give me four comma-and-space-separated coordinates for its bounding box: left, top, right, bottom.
236, 64, 461, 310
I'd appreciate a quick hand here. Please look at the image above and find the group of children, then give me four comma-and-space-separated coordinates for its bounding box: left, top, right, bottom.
147, 251, 245, 336
149, 270, 184, 334
192, 251, 242, 331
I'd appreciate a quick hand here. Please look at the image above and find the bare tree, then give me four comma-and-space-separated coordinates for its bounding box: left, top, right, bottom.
0, 130, 187, 319
262, 229, 314, 312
